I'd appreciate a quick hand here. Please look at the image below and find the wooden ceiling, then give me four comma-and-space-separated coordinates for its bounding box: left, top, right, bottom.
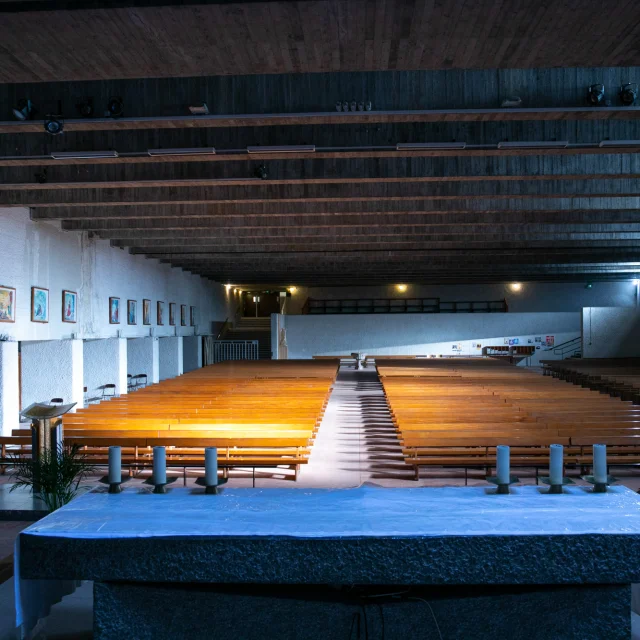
3, 0, 640, 83
2, 4, 640, 286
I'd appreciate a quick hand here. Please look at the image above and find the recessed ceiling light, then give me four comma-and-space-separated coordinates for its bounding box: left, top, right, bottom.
246, 145, 316, 153
51, 150, 119, 159
396, 142, 466, 150
148, 148, 216, 156
497, 141, 569, 149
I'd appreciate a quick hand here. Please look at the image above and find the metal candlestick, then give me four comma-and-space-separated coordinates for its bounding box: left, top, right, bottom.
486, 475, 519, 494
539, 476, 575, 495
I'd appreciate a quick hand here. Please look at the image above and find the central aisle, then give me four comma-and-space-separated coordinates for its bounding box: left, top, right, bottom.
299, 364, 411, 487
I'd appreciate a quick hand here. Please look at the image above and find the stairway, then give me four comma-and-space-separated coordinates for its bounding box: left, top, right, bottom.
224, 317, 272, 359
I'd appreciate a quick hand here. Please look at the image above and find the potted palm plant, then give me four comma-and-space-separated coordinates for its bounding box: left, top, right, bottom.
10, 443, 95, 513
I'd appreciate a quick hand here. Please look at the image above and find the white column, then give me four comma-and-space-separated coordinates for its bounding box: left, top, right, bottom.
159, 337, 184, 381
21, 339, 84, 410
0, 341, 19, 435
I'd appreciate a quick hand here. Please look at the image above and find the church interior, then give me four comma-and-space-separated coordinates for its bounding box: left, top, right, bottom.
1, 1, 640, 638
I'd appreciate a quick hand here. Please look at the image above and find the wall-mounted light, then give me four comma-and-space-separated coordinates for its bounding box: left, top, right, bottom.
51, 150, 119, 159
288, 286, 298, 294
396, 284, 408, 293
497, 141, 568, 149
225, 284, 232, 292
396, 142, 466, 151
509, 282, 522, 292
247, 145, 315, 154
148, 147, 216, 156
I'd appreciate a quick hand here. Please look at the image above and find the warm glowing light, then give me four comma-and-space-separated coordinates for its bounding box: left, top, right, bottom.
225, 284, 232, 291
288, 286, 298, 294
396, 284, 408, 293
509, 282, 522, 292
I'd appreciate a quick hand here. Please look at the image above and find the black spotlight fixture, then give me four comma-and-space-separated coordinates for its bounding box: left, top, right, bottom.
107, 96, 124, 118
13, 99, 35, 120
254, 164, 268, 180
76, 98, 94, 117
587, 83, 606, 106
34, 169, 47, 184
620, 83, 638, 106
44, 115, 64, 135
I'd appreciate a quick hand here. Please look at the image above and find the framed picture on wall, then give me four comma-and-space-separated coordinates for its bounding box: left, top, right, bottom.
157, 301, 165, 325
180, 304, 187, 326
190, 306, 195, 327
109, 297, 120, 324
62, 290, 77, 323
142, 299, 151, 325
127, 300, 137, 325
169, 302, 176, 326
0, 285, 16, 323
31, 286, 49, 323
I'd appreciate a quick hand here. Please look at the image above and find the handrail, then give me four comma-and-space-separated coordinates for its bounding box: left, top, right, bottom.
216, 318, 229, 340
544, 336, 582, 357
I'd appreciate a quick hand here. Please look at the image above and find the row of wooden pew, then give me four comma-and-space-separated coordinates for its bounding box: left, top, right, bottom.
378, 358, 640, 480
542, 357, 640, 403
2, 360, 339, 482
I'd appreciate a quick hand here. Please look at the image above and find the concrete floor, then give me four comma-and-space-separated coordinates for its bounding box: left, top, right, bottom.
1, 363, 640, 638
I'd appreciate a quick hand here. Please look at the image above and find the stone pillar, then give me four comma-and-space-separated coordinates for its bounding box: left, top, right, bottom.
21, 339, 84, 410
159, 337, 184, 381
182, 336, 202, 373
0, 341, 19, 435
84, 338, 128, 400
127, 337, 160, 385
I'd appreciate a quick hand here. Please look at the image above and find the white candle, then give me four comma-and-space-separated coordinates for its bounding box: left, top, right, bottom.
108, 446, 121, 484
593, 444, 607, 484
205, 447, 218, 486
496, 445, 510, 485
549, 444, 563, 485
153, 446, 167, 485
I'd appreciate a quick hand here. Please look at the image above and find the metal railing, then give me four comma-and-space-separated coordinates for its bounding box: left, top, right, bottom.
211, 340, 259, 363
544, 336, 582, 359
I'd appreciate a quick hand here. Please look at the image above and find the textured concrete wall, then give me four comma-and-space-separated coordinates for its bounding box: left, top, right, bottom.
83, 338, 128, 399
582, 307, 640, 358
0, 341, 19, 435
159, 337, 183, 381
285, 282, 638, 315
182, 336, 202, 373
127, 337, 159, 384
280, 312, 580, 362
0, 207, 233, 342
21, 339, 84, 409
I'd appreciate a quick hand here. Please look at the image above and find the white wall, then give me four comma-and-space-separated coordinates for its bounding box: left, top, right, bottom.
183, 336, 202, 373
83, 338, 127, 400
159, 337, 183, 381
286, 282, 639, 315
127, 337, 159, 384
582, 307, 640, 358
0, 207, 234, 341
277, 312, 581, 363
21, 339, 84, 410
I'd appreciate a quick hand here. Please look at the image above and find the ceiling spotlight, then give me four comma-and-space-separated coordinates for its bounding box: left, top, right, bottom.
585, 282, 593, 289
288, 286, 297, 294
225, 284, 232, 291
34, 170, 47, 184
76, 98, 94, 117
509, 282, 522, 292
12, 98, 35, 121
335, 101, 343, 112
44, 115, 64, 136
620, 83, 638, 106
107, 96, 124, 118
396, 284, 408, 293
365, 101, 372, 111
254, 165, 268, 180
587, 83, 606, 106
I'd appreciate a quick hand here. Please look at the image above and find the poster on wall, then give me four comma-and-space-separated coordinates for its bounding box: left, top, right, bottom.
0, 285, 16, 323
143, 299, 151, 325
127, 300, 137, 325
190, 306, 196, 327
535, 337, 542, 343
546, 335, 555, 346
180, 304, 187, 326
503, 338, 509, 345
109, 297, 120, 324
62, 290, 77, 323
169, 303, 176, 326
31, 287, 49, 323
157, 301, 165, 325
